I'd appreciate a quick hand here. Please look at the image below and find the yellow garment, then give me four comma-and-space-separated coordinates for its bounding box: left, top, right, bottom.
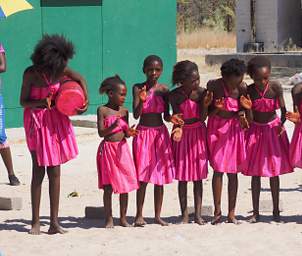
0, 0, 33, 17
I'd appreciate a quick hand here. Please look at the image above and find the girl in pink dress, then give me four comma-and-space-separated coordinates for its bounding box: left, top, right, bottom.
287, 77, 302, 168
132, 55, 182, 226
169, 60, 212, 225
97, 75, 139, 228
20, 35, 88, 235
240, 56, 293, 223
207, 59, 248, 225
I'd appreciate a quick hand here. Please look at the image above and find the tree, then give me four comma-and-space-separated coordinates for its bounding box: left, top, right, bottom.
177, 0, 237, 32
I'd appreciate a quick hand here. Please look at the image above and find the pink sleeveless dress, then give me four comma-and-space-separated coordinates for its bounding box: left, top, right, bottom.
207, 84, 246, 174
132, 86, 175, 185
23, 77, 78, 167
172, 99, 208, 181
241, 83, 293, 177
96, 115, 138, 194
290, 102, 302, 168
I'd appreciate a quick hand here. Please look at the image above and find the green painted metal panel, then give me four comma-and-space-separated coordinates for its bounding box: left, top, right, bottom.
0, 0, 42, 127
102, 0, 177, 110
41, 0, 103, 110
0, 0, 176, 127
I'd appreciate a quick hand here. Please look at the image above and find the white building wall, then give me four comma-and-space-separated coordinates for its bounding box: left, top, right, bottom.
236, 0, 251, 52
236, 0, 302, 52
236, 0, 279, 52
254, 0, 279, 51
277, 0, 302, 49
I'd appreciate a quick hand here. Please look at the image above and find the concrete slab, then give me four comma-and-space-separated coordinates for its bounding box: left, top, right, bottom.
70, 114, 97, 128
205, 53, 302, 68
85, 206, 105, 219
0, 197, 22, 211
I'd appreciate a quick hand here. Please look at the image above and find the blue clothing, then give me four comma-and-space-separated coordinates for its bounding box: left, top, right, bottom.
0, 44, 7, 144
0, 94, 7, 144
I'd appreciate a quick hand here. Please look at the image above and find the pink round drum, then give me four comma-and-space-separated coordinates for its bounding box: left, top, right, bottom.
56, 80, 85, 116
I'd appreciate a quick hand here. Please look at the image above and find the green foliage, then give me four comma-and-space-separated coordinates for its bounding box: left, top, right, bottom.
177, 0, 236, 32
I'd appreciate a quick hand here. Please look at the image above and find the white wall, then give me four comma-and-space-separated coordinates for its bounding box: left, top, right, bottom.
236, 0, 251, 52
254, 0, 279, 51
277, 0, 302, 49
236, 0, 289, 52
236, 0, 302, 52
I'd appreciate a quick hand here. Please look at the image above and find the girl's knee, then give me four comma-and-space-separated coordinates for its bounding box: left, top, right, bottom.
213, 171, 223, 178
104, 185, 113, 194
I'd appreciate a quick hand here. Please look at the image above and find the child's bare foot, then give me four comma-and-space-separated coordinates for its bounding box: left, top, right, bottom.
273, 211, 281, 222
248, 213, 260, 223
179, 214, 189, 224
134, 216, 146, 227
194, 216, 206, 225
211, 213, 222, 225
226, 216, 240, 225
120, 218, 131, 227
105, 217, 114, 228
48, 224, 67, 234
28, 223, 41, 235
154, 217, 169, 226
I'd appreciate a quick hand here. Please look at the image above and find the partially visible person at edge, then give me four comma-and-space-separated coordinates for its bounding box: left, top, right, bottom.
0, 42, 20, 186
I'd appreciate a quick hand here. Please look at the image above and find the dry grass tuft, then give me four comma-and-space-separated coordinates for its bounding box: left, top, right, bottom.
177, 28, 236, 49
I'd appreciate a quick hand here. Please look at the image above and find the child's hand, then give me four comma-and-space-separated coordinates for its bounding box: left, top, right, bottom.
277, 125, 285, 136
286, 111, 300, 123
203, 91, 213, 107
112, 116, 121, 128
171, 127, 183, 142
170, 113, 184, 126
77, 100, 89, 115
239, 115, 249, 129
126, 125, 138, 137
240, 95, 252, 110
45, 96, 52, 109
139, 86, 147, 102
214, 97, 225, 110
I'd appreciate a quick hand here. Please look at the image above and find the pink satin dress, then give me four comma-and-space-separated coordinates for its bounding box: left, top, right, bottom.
23, 75, 78, 167
290, 101, 302, 168
241, 83, 293, 177
96, 115, 138, 194
172, 98, 208, 181
207, 84, 246, 174
132, 86, 175, 185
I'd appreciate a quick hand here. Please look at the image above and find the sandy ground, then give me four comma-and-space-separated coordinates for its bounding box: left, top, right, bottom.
1, 49, 302, 256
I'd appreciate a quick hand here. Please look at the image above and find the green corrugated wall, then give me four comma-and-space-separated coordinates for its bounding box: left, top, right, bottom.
0, 0, 176, 127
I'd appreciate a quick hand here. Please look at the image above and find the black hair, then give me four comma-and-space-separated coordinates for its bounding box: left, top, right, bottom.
220, 58, 246, 77
172, 60, 198, 85
143, 55, 163, 71
99, 75, 125, 95
31, 34, 74, 78
247, 56, 271, 76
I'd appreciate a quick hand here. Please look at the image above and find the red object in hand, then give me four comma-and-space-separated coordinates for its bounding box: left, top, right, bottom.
56, 79, 85, 116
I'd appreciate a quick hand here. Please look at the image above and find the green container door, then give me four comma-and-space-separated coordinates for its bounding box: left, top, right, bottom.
102, 0, 177, 110
41, 0, 103, 110
0, 0, 42, 127
0, 0, 176, 127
